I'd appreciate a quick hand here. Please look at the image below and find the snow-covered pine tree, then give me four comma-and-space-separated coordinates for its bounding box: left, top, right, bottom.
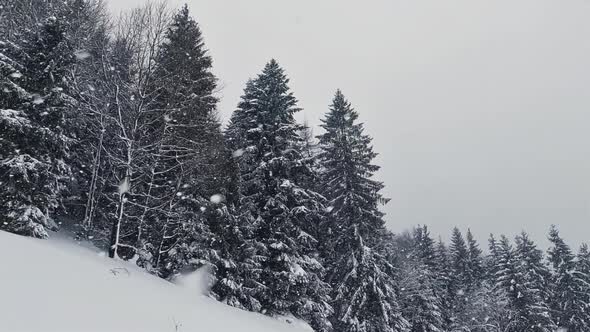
512, 232, 555, 331
0, 0, 68, 40
0, 14, 75, 238
225, 60, 332, 332
0, 34, 27, 111
378, 229, 405, 269
494, 233, 555, 332
547, 225, 588, 331
447, 228, 486, 330
399, 260, 444, 332
413, 227, 451, 310
573, 244, 590, 331
447, 227, 471, 327
206, 204, 263, 312
433, 238, 454, 330
317, 90, 408, 332
295, 121, 323, 200
0, 0, 13, 37
449, 227, 471, 291
300, 120, 318, 159
466, 229, 484, 286
412, 226, 437, 269
486, 234, 501, 282
152, 4, 235, 201
492, 236, 521, 327
448, 235, 511, 332
399, 226, 444, 332
136, 4, 238, 278
456, 280, 512, 332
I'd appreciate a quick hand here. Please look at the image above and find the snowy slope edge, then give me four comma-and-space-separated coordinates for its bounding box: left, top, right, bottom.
0, 231, 309, 332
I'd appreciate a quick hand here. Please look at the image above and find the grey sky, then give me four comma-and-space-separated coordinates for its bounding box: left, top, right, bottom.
106, 0, 590, 248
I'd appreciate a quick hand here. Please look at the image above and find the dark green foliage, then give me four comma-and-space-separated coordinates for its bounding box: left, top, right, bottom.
493, 233, 556, 332
138, 4, 238, 278
466, 229, 484, 286
399, 226, 444, 332
0, 15, 74, 238
226, 60, 332, 331
317, 90, 408, 332
574, 244, 590, 331
547, 226, 589, 332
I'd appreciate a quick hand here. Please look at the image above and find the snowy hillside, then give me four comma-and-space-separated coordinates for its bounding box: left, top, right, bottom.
0, 231, 309, 332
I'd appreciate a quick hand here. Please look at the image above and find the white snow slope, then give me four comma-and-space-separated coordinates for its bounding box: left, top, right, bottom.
0, 231, 309, 332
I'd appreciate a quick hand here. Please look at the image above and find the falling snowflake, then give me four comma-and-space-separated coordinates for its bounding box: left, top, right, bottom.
210, 194, 223, 204
118, 177, 129, 195
74, 50, 91, 60
232, 149, 244, 157
32, 95, 45, 105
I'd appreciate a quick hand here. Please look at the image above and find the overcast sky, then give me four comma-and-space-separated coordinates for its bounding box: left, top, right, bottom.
106, 0, 590, 248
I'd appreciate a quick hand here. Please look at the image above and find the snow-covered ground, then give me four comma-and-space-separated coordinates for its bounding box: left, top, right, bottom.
0, 231, 310, 332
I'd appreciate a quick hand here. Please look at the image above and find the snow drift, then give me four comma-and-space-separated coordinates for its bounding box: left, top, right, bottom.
0, 231, 309, 332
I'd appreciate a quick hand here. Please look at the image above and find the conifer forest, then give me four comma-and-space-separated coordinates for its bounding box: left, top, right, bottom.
1, 1, 588, 332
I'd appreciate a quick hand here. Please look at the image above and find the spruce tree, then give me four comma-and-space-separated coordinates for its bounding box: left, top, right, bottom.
0, 15, 74, 238
295, 121, 323, 199
399, 261, 444, 332
0, 0, 69, 39
512, 232, 555, 332
137, 4, 238, 278
457, 281, 511, 332
447, 227, 470, 327
152, 4, 234, 200
412, 226, 438, 269
317, 90, 408, 332
456, 234, 510, 332
449, 227, 470, 291
399, 226, 444, 332
206, 204, 262, 312
225, 60, 332, 331
494, 233, 555, 332
433, 238, 453, 331
486, 234, 501, 282
547, 226, 588, 331
448, 228, 485, 330
573, 244, 590, 331
466, 229, 484, 286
